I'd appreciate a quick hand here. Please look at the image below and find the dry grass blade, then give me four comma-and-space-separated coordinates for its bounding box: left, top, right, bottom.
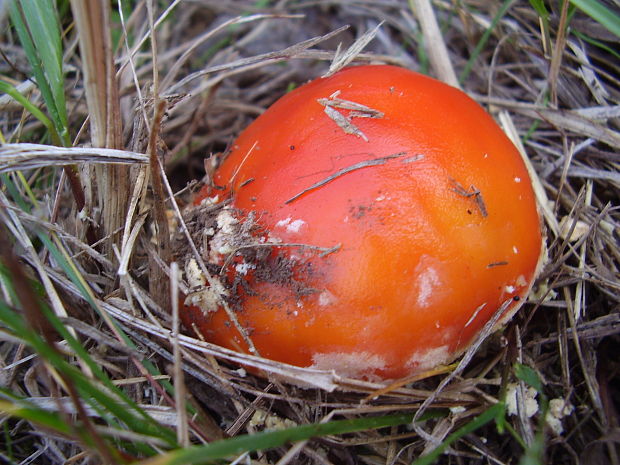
170, 262, 189, 447
147, 100, 172, 311
69, 1, 121, 149
285, 152, 406, 204
477, 94, 620, 147
412, 299, 512, 443
0, 143, 147, 173
165, 25, 350, 95
160, 13, 304, 92
409, 0, 460, 87
548, 0, 571, 105
526, 107, 620, 149
498, 110, 561, 236
324, 21, 384, 77
70, 0, 128, 255
13, 397, 178, 427
103, 300, 341, 392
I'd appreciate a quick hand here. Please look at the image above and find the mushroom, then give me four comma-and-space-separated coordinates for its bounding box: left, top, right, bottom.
183, 65, 544, 381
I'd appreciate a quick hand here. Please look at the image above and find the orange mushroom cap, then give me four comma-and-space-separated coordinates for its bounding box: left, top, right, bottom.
184, 65, 543, 381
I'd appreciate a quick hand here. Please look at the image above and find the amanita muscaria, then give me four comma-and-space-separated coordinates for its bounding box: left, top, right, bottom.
182, 65, 543, 381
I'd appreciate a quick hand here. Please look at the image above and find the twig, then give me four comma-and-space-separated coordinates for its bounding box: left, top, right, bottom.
549, 0, 570, 106
323, 21, 384, 77
171, 262, 189, 446
317, 91, 385, 141
449, 179, 488, 218
285, 152, 407, 204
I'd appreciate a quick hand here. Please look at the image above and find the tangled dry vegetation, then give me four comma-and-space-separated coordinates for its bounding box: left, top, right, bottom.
0, 1, 619, 464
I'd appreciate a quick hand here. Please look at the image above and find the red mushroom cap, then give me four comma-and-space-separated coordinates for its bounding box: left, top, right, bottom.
185, 65, 543, 380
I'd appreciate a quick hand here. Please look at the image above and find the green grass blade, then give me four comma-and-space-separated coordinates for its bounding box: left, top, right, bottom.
528, 0, 552, 56
31, 216, 194, 416
39, 286, 178, 445
411, 403, 505, 465
514, 363, 544, 393
19, 0, 67, 125
140, 412, 443, 465
572, 29, 620, 60
519, 434, 545, 465
0, 80, 58, 141
0, 390, 73, 437
0, 173, 32, 214
8, 0, 70, 145
528, 0, 550, 17
569, 0, 620, 38
460, 0, 514, 84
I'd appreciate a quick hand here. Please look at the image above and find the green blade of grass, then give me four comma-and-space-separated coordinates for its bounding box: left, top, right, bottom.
8, 0, 70, 145
7, 0, 89, 216
19, 0, 67, 126
0, 386, 165, 458
460, 0, 514, 84
0, 388, 77, 438
0, 80, 58, 141
31, 296, 179, 447
572, 29, 620, 60
0, 302, 135, 451
528, 0, 550, 17
0, 173, 31, 214
411, 403, 506, 465
569, 0, 620, 38
139, 411, 443, 465
514, 363, 544, 394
